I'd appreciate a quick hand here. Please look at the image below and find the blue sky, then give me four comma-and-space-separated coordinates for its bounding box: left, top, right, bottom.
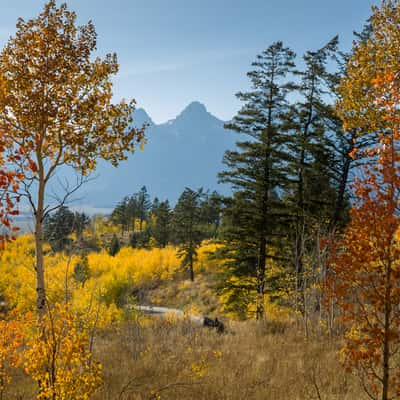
0, 0, 378, 123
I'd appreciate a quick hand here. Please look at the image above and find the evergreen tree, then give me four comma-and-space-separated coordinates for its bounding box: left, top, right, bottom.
151, 197, 160, 214
73, 212, 90, 242
111, 198, 129, 233
129, 231, 138, 248
129, 228, 151, 248
218, 42, 296, 319
284, 37, 340, 308
200, 191, 222, 239
109, 234, 121, 257
327, 25, 376, 232
152, 200, 172, 248
136, 186, 151, 231
43, 206, 75, 252
126, 195, 138, 231
173, 188, 204, 281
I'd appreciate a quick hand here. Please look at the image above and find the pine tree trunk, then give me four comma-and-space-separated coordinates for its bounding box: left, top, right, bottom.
296, 77, 314, 314
189, 252, 194, 282
331, 142, 353, 230
296, 146, 305, 314
295, 223, 304, 301
256, 236, 267, 320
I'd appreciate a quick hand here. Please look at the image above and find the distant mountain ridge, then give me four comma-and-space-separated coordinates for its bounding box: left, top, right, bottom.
75, 101, 236, 210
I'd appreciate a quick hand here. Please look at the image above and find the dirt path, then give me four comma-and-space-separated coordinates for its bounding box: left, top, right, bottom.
135, 305, 204, 325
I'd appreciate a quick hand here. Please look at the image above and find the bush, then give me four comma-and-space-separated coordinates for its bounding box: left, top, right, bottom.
108, 234, 120, 256
101, 277, 131, 308
73, 254, 91, 287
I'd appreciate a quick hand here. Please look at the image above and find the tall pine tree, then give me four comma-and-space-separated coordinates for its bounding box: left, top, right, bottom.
136, 186, 151, 231
152, 200, 172, 248
43, 206, 75, 252
219, 42, 296, 319
173, 188, 204, 281
284, 37, 340, 310
200, 190, 222, 239
111, 197, 130, 234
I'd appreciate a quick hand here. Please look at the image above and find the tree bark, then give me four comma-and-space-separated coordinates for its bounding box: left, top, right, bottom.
296, 74, 314, 314
189, 251, 194, 282
296, 145, 306, 314
382, 259, 392, 400
256, 236, 267, 320
35, 164, 46, 320
331, 133, 355, 231
331, 156, 351, 230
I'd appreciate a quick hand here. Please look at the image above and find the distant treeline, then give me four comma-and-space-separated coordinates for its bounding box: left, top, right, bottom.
42, 185, 222, 281
111, 186, 221, 246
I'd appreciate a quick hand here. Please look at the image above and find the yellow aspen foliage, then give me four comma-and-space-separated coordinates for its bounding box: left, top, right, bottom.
0, 234, 36, 313
337, 1, 400, 134
0, 235, 182, 318
0, 234, 232, 323
196, 242, 223, 274
0, 317, 24, 396
218, 258, 292, 320
24, 304, 102, 400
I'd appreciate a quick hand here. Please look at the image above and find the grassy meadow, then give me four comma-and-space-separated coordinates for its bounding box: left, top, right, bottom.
0, 232, 366, 400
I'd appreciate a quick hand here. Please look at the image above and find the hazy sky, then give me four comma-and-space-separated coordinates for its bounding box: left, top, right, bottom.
0, 0, 378, 123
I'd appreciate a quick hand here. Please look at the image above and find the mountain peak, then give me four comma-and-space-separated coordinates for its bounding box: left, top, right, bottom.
182, 101, 207, 114
176, 101, 210, 120
133, 108, 154, 127
173, 101, 223, 127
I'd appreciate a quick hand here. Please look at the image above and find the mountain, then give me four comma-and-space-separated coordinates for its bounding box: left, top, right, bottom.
132, 108, 154, 127
76, 101, 236, 210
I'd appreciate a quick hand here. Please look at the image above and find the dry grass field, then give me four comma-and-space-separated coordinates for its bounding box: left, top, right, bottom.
7, 315, 366, 400
92, 318, 364, 400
